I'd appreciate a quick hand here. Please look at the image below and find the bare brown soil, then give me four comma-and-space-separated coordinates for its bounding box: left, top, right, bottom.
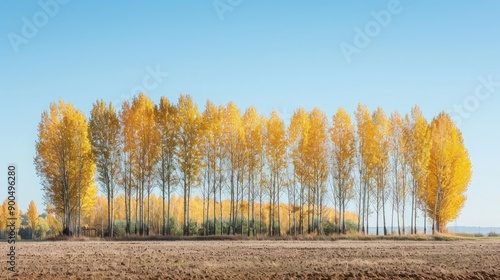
3, 240, 500, 279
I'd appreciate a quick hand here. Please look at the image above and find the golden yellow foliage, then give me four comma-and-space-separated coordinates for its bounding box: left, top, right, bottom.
35, 99, 96, 234
156, 96, 179, 235
33, 93, 473, 237
177, 94, 204, 235
27, 200, 39, 238
427, 113, 472, 232
330, 107, 356, 233
265, 110, 287, 236
89, 100, 121, 237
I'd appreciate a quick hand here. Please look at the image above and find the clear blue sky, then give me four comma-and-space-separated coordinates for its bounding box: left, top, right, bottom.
1, 1, 499, 227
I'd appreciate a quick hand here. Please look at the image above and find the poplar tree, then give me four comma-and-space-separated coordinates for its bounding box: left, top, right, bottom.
27, 201, 39, 239
265, 111, 287, 236
330, 108, 356, 234
35, 100, 96, 235
89, 100, 121, 238
155, 97, 179, 235
177, 94, 204, 236
427, 112, 472, 233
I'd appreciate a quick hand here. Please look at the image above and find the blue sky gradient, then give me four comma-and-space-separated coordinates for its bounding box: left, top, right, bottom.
1, 0, 499, 227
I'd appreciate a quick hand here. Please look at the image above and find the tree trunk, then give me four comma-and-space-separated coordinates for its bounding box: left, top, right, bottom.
382, 184, 387, 236
366, 186, 370, 235
252, 173, 256, 237
219, 176, 223, 236
376, 187, 380, 236
229, 170, 234, 235
167, 181, 171, 235
298, 182, 302, 235
247, 173, 251, 237
259, 188, 263, 235
187, 180, 191, 236
269, 180, 273, 236
213, 171, 217, 236
147, 185, 151, 236
78, 183, 81, 238
183, 175, 188, 236
277, 175, 281, 237
107, 188, 111, 238
433, 178, 442, 235
235, 172, 239, 236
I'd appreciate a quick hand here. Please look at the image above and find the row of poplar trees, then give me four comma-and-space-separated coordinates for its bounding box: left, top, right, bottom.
35, 93, 472, 237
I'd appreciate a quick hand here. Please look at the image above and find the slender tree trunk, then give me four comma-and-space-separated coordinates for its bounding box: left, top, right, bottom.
424, 181, 429, 235
299, 184, 303, 235
391, 193, 395, 236
334, 190, 338, 234
167, 181, 171, 235
202, 193, 206, 236
125, 163, 131, 235
213, 171, 217, 236
135, 187, 139, 235
240, 172, 244, 236
125, 182, 130, 235
235, 172, 239, 235
361, 180, 366, 234
277, 175, 281, 237
306, 186, 310, 234
139, 182, 142, 235
433, 178, 442, 235
139, 180, 144, 236
147, 184, 151, 236
208, 180, 211, 236
411, 180, 416, 235
292, 190, 297, 236
413, 190, 418, 235
111, 191, 114, 238
229, 170, 234, 235
259, 187, 263, 235
77, 183, 81, 238
187, 181, 191, 236
162, 176, 166, 236
252, 173, 256, 237
366, 186, 370, 235
316, 182, 320, 235
203, 167, 209, 236
269, 179, 273, 236
247, 173, 251, 237
319, 187, 323, 235
382, 191, 387, 236
183, 174, 188, 236
358, 180, 362, 233
424, 209, 427, 235
219, 177, 223, 236
376, 187, 380, 236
